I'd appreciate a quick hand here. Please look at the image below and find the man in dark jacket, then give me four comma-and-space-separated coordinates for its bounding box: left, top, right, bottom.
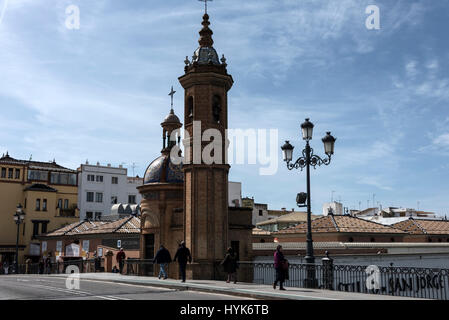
116, 248, 126, 274
153, 245, 172, 279
173, 241, 192, 282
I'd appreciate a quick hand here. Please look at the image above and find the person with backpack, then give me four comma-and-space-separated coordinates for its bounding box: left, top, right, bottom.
220, 247, 238, 284
153, 245, 172, 280
173, 241, 192, 283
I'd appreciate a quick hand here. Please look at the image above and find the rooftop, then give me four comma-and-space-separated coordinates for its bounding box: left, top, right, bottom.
0, 153, 75, 173
392, 218, 449, 235
275, 215, 406, 235
42, 216, 140, 237
257, 211, 319, 227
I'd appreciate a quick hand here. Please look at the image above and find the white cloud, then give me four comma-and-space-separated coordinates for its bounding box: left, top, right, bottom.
433, 133, 449, 148
405, 60, 418, 78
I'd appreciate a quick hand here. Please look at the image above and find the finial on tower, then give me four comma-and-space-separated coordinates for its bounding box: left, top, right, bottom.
168, 86, 176, 111
198, 11, 214, 47
198, 0, 212, 14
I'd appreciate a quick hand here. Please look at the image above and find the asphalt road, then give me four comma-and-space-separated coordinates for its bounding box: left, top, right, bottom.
0, 275, 252, 300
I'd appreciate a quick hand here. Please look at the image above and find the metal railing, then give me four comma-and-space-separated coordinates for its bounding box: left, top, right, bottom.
5, 258, 449, 300
239, 261, 449, 300
5, 259, 105, 275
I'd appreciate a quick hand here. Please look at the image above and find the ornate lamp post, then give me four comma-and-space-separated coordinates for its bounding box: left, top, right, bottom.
13, 204, 26, 274
281, 118, 336, 288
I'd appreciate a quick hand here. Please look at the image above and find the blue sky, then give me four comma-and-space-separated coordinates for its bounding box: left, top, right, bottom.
1, 0, 448, 216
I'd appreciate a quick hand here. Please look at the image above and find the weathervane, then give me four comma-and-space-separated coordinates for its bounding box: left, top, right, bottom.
168, 86, 176, 110
198, 0, 212, 14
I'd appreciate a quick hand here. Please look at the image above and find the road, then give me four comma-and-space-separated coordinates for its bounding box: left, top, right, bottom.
0, 275, 252, 300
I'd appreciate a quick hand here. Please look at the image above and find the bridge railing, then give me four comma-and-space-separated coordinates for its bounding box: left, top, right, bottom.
237, 260, 449, 300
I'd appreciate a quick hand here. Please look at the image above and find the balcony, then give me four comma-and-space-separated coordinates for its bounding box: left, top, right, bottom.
57, 205, 79, 218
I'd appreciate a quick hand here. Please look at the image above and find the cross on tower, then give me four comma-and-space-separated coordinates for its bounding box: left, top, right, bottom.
198, 0, 213, 14
168, 86, 176, 109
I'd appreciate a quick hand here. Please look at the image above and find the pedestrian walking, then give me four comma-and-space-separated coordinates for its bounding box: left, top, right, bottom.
173, 241, 192, 283
94, 251, 102, 273
116, 248, 126, 274
38, 259, 44, 275
3, 261, 9, 275
273, 245, 288, 291
153, 245, 172, 280
220, 247, 238, 284
45, 253, 52, 274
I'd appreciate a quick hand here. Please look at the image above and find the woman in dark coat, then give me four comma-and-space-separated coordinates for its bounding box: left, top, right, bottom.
273, 245, 287, 290
221, 247, 238, 284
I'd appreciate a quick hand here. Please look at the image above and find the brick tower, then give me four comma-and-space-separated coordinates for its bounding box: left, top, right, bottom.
178, 12, 234, 279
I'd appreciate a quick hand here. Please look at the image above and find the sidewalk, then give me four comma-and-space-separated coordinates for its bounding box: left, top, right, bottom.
49, 273, 421, 300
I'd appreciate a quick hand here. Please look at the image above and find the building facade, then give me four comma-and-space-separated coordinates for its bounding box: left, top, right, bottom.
37, 216, 140, 266
77, 163, 143, 221
0, 153, 79, 264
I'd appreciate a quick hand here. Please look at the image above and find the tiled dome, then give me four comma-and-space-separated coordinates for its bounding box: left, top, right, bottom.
143, 154, 183, 184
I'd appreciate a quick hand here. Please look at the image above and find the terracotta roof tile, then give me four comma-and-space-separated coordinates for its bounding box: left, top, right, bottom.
275, 215, 406, 234
392, 218, 449, 235
43, 217, 140, 237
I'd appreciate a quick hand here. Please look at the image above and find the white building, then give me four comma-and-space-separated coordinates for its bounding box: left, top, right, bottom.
77, 162, 143, 221
323, 201, 344, 216
228, 181, 242, 207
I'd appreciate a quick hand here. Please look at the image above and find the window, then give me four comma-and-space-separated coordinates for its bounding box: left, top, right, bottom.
212, 95, 221, 123
128, 195, 136, 204
28, 170, 48, 181
33, 222, 40, 237
41, 223, 48, 234
15, 169, 20, 179
57, 199, 62, 209
86, 212, 93, 220
96, 175, 103, 182
95, 212, 102, 221
8, 168, 13, 179
1, 168, 5, 178
258, 210, 263, 216
50, 172, 76, 185
64, 199, 69, 209
187, 96, 194, 119
36, 199, 41, 211
86, 192, 94, 202
111, 196, 118, 205
370, 238, 376, 242
87, 174, 95, 182
112, 177, 118, 184
42, 199, 47, 211
95, 192, 103, 203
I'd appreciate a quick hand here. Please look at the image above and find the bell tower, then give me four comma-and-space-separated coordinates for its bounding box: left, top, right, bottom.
178, 12, 233, 279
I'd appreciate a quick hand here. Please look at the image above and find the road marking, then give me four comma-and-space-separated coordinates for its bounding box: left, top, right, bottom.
19, 284, 125, 300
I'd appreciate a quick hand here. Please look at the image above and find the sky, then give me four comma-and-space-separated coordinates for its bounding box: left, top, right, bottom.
1, 0, 448, 216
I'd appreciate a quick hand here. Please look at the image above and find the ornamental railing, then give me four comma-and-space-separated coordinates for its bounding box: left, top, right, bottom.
237, 261, 449, 300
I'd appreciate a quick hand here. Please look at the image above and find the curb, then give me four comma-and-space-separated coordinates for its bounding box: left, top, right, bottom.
48, 275, 319, 300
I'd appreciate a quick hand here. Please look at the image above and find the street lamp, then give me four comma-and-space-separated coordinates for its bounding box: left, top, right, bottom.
13, 204, 26, 274
281, 118, 336, 288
